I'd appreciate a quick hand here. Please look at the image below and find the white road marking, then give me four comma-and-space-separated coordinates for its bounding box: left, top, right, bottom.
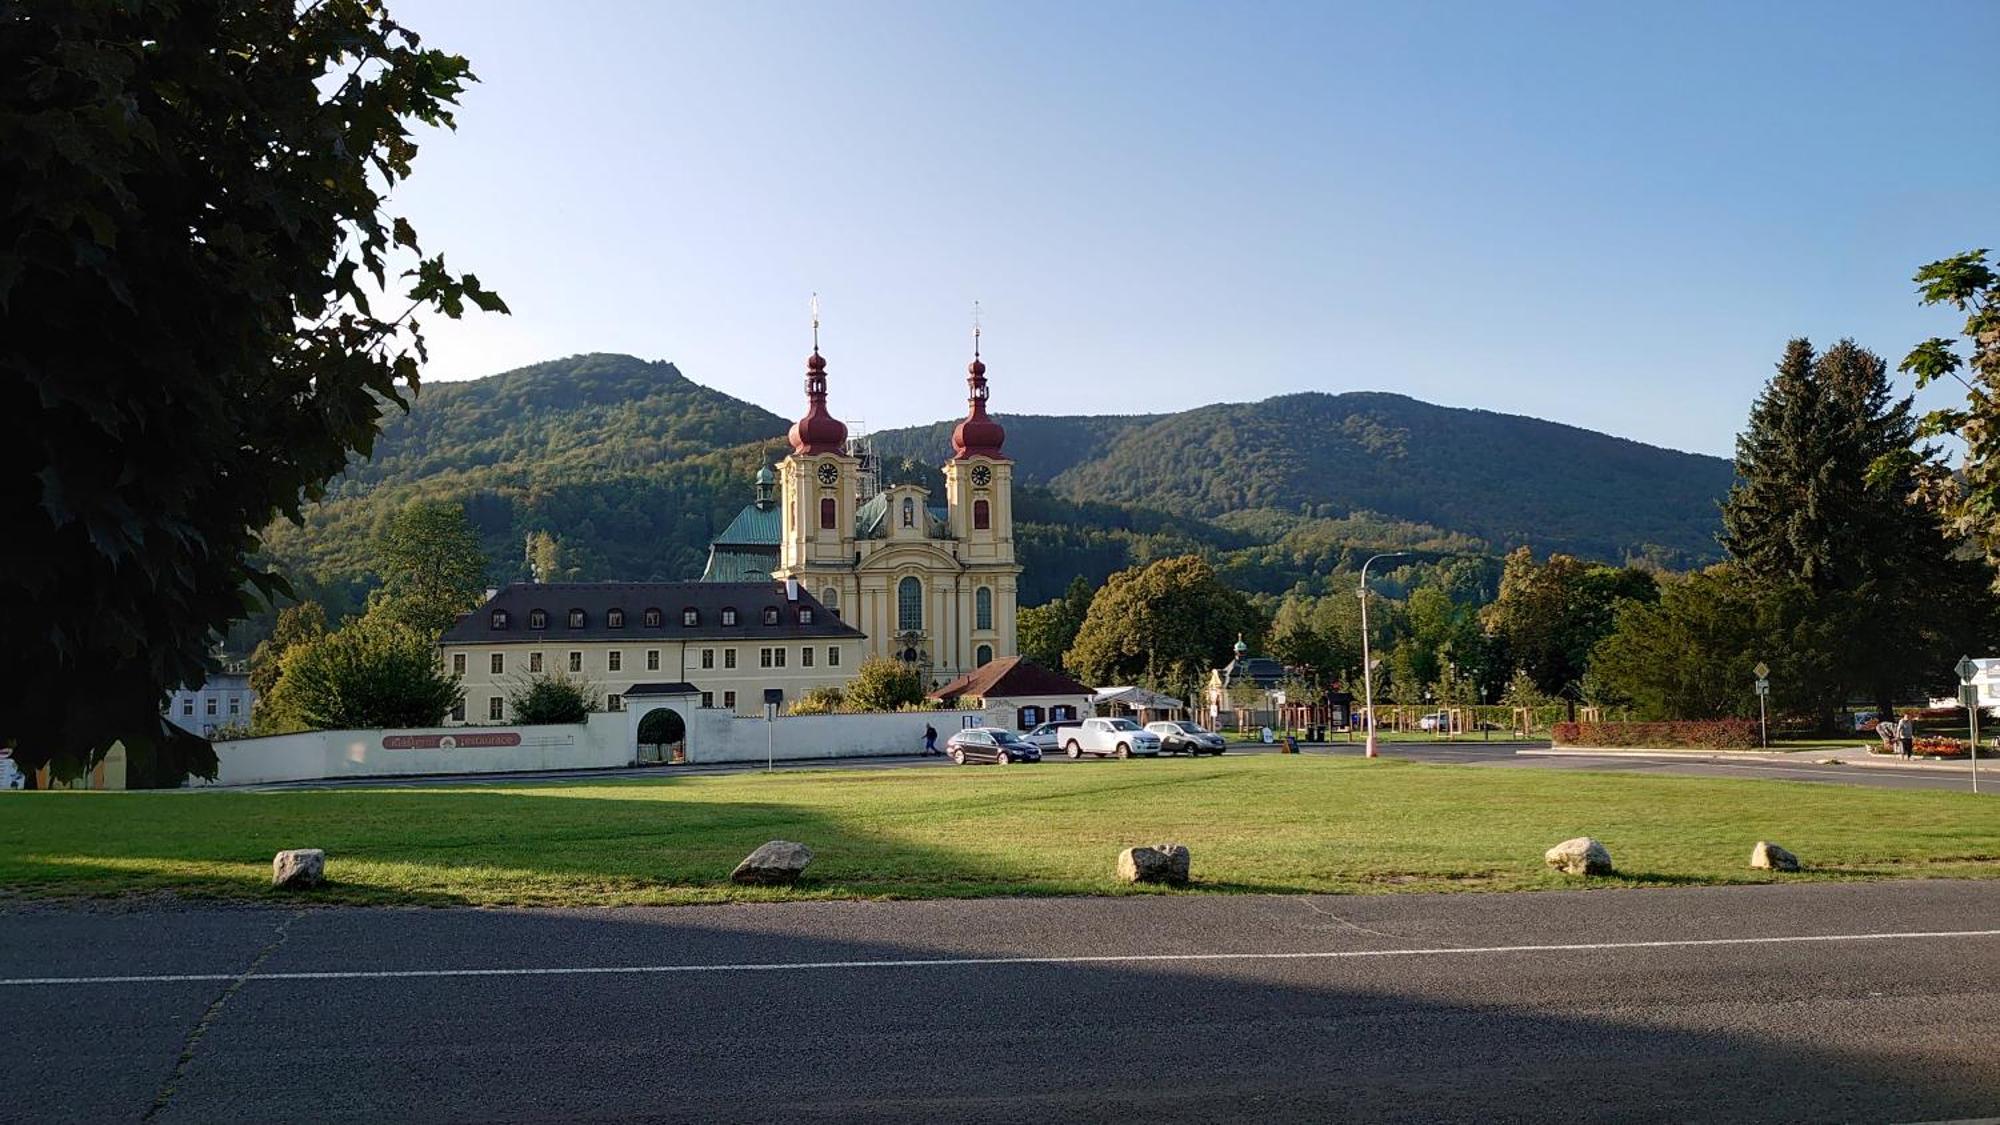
6, 927, 2000, 988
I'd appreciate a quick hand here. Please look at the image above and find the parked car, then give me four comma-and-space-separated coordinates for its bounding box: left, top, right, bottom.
1063, 717, 1162, 759
946, 727, 1042, 765
1022, 720, 1082, 752
1145, 721, 1227, 756
1419, 710, 1451, 732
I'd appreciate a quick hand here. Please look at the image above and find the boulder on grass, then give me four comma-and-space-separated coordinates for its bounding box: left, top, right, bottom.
731, 840, 813, 886
1750, 841, 1800, 872
272, 848, 325, 890
1117, 843, 1191, 885
1544, 837, 1613, 876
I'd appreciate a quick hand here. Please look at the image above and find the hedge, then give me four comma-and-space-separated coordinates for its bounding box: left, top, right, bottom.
1551, 720, 1759, 750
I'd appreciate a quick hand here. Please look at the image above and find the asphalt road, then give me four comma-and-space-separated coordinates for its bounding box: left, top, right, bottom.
5, 882, 1998, 1123
245, 738, 1997, 795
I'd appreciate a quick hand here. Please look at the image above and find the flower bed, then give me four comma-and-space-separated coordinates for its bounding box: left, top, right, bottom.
1551, 720, 1759, 750
1871, 736, 1975, 758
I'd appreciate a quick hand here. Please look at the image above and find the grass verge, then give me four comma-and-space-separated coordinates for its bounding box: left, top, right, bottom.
1, 756, 1995, 908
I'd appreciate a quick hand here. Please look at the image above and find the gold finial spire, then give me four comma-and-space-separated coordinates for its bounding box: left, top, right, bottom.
809, 292, 821, 352
971, 300, 982, 358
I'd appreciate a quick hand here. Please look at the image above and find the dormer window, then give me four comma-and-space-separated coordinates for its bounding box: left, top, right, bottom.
491, 610, 510, 629
798, 607, 814, 625
643, 608, 662, 628
721, 607, 737, 626
682, 608, 699, 627
762, 606, 780, 626
607, 609, 624, 629
527, 609, 547, 630
568, 609, 585, 629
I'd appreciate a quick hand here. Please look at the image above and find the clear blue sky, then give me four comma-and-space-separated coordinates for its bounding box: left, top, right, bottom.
392, 0, 1998, 458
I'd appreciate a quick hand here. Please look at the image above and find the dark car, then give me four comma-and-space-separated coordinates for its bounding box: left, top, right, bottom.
945, 727, 1042, 765
1145, 720, 1228, 756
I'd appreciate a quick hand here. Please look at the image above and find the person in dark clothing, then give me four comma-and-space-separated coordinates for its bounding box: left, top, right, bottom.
923, 724, 939, 756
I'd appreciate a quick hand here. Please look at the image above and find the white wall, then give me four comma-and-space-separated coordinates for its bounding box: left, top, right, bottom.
201, 708, 991, 786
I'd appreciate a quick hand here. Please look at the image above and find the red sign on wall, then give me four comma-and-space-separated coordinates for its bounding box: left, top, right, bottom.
381, 732, 523, 751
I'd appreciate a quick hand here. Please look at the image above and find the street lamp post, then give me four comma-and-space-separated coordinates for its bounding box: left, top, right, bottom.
1358, 551, 1408, 759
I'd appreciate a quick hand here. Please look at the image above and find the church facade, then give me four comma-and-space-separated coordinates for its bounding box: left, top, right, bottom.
701, 337, 1021, 688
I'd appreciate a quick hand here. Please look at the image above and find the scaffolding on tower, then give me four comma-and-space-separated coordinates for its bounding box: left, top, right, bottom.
844, 422, 879, 502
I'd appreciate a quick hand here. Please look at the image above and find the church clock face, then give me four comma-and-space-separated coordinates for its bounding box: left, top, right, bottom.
970, 464, 992, 488
817, 462, 839, 486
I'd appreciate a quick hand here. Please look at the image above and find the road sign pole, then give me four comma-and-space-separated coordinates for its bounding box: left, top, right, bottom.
1957, 656, 1980, 794
1753, 661, 1771, 750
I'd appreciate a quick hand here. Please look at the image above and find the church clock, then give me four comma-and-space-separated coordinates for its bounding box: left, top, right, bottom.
970, 464, 992, 487
817, 462, 840, 486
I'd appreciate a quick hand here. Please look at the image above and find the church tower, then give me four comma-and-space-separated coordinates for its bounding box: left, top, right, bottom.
940, 325, 1021, 672
770, 306, 1021, 685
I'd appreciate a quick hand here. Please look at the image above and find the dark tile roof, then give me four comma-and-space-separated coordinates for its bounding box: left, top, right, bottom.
441, 582, 864, 645
623, 682, 702, 697
1221, 656, 1287, 687
930, 656, 1094, 702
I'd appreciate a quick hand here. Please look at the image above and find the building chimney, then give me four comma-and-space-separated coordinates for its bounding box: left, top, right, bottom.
786, 578, 800, 602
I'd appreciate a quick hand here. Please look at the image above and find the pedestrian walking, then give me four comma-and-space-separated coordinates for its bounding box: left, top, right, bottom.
923, 723, 939, 756
1896, 712, 1915, 759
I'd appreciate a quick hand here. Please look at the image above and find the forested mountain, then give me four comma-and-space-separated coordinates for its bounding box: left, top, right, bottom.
257, 352, 1733, 629
873, 392, 1735, 565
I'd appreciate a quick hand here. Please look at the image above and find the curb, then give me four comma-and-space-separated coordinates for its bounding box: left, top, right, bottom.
1530, 747, 1985, 775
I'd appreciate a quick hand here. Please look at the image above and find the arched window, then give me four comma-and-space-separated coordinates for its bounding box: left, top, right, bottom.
491, 610, 510, 629
975, 587, 993, 631
643, 608, 662, 628
527, 609, 547, 630
606, 609, 624, 629
682, 607, 699, 627
820, 497, 836, 530
820, 587, 838, 609
721, 607, 737, 626
567, 609, 585, 628
897, 576, 923, 632
901, 497, 915, 527
762, 606, 780, 626
974, 498, 990, 530
976, 644, 993, 667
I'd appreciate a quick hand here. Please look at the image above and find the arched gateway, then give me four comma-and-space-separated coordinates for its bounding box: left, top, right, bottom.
624, 682, 701, 764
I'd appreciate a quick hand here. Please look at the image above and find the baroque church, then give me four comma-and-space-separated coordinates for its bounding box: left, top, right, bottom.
700, 333, 1020, 687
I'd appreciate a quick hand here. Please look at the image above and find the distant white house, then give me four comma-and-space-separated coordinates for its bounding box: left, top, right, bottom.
1925, 656, 2000, 714
165, 670, 255, 738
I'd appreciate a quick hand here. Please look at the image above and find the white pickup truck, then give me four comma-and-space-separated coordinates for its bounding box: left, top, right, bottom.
1061, 717, 1162, 759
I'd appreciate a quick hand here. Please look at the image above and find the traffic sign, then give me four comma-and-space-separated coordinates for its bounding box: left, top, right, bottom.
1956, 655, 1979, 684
1754, 679, 1769, 696
1753, 661, 1770, 680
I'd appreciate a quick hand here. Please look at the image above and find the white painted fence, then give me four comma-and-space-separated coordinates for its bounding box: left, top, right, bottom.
199, 707, 997, 786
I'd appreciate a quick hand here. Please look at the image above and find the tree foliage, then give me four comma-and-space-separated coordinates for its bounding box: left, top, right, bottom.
1589, 567, 1770, 721
1897, 249, 2000, 578
262, 614, 462, 731
1065, 555, 1264, 700
1016, 576, 1095, 674
2, 0, 502, 776
842, 657, 928, 713
249, 602, 328, 699
1481, 548, 1658, 698
369, 499, 489, 638
788, 686, 846, 716
506, 670, 594, 725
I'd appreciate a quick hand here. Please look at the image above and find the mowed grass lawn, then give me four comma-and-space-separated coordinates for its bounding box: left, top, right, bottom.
2, 756, 1996, 907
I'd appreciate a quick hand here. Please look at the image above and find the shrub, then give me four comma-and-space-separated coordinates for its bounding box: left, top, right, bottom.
1552, 720, 1759, 750
788, 686, 845, 716
507, 670, 596, 724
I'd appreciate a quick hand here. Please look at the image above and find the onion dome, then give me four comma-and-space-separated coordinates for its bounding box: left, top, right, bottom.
753, 465, 777, 510
788, 350, 848, 455
950, 352, 1008, 460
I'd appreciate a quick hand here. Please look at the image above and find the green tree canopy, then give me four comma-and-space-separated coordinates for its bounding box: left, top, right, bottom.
1897, 249, 2000, 577
263, 614, 462, 731
506, 670, 595, 725
1065, 555, 1264, 693
248, 602, 328, 700
370, 500, 489, 638
3, 0, 502, 778
1017, 576, 1095, 674
842, 657, 928, 713
1481, 548, 1658, 698
1589, 566, 1770, 721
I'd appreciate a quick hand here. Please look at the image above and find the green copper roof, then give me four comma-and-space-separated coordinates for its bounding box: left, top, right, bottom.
699, 546, 778, 582
712, 501, 782, 547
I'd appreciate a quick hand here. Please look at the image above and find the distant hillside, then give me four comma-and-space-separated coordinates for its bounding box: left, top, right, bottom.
260, 353, 1732, 625
330, 353, 788, 497
873, 392, 1734, 564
